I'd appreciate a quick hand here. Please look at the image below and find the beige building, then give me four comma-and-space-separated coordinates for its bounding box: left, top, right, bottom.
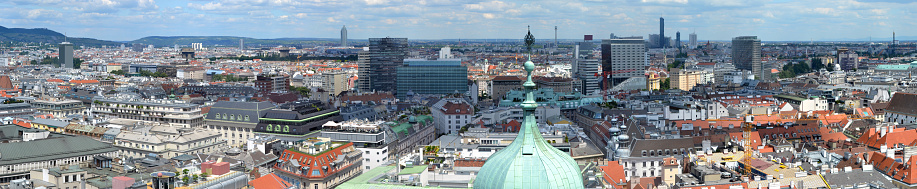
32, 99, 87, 119
322, 72, 349, 96
670, 68, 702, 91
177, 67, 205, 81
114, 122, 225, 159
92, 98, 204, 128
29, 165, 87, 189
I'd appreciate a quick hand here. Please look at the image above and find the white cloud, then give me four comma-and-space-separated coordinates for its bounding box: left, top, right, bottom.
0, 0, 915, 41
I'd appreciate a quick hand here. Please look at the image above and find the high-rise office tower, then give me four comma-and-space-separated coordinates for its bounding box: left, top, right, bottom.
359, 38, 407, 92
356, 50, 371, 91
191, 43, 202, 50
689, 33, 697, 49
601, 37, 646, 90
837, 47, 858, 71
648, 34, 660, 48
732, 36, 765, 80
240, 39, 244, 50
659, 17, 665, 48
676, 31, 681, 49
59, 42, 73, 69
341, 25, 348, 47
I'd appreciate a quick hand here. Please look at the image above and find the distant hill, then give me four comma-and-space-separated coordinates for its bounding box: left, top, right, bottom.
0, 26, 123, 47
131, 36, 340, 47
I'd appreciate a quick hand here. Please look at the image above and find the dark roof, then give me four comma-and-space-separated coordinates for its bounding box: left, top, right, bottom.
629, 138, 695, 157
887, 93, 917, 116
206, 101, 277, 124
0, 136, 118, 166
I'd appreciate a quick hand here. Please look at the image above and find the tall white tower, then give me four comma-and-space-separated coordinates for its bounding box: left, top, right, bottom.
341, 25, 348, 47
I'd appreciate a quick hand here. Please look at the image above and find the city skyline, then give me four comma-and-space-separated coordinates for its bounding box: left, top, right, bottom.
0, 0, 914, 42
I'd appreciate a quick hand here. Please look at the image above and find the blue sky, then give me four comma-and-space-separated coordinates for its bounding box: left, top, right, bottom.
0, 0, 913, 41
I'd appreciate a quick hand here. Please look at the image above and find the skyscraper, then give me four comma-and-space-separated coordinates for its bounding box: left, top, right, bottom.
689, 33, 697, 49
732, 36, 764, 80
341, 25, 348, 47
601, 37, 646, 90
659, 17, 665, 48
676, 31, 681, 49
360, 37, 407, 92
59, 42, 73, 69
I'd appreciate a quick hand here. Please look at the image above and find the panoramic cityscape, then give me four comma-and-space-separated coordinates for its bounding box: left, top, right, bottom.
0, 0, 916, 189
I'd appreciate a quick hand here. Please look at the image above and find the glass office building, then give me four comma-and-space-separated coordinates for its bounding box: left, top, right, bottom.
396, 59, 468, 99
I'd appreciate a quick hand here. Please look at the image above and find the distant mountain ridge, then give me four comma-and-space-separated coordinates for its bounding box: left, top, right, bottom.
0, 26, 123, 47
131, 36, 340, 47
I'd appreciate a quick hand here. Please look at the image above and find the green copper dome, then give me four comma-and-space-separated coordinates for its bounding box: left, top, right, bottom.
474, 27, 584, 189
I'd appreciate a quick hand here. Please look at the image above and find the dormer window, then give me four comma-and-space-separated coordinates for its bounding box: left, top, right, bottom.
215, 114, 221, 119
229, 114, 235, 120
245, 115, 250, 121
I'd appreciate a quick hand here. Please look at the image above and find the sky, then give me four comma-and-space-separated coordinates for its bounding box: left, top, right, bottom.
0, 0, 914, 42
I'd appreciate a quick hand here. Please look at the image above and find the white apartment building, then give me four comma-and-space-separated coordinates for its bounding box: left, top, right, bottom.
431, 98, 474, 134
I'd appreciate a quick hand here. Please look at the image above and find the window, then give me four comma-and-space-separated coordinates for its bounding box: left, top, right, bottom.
245, 115, 250, 121
215, 114, 221, 119
229, 114, 235, 120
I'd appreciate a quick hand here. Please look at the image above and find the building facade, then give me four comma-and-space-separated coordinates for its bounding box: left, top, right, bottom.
205, 101, 276, 147
732, 36, 765, 81
602, 37, 647, 89
491, 76, 523, 101
575, 59, 600, 95
837, 47, 859, 71
92, 98, 204, 128
32, 99, 86, 119
59, 42, 73, 69
431, 99, 474, 134
255, 100, 342, 138
360, 38, 407, 92
395, 59, 468, 99
322, 72, 349, 96
114, 123, 224, 159
255, 75, 290, 94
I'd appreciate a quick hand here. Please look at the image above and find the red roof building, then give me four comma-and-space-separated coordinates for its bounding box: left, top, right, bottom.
247, 173, 294, 189
598, 161, 627, 189
857, 125, 917, 149
273, 142, 362, 189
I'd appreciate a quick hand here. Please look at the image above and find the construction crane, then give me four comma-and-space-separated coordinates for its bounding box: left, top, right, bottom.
595, 69, 641, 102
704, 113, 875, 181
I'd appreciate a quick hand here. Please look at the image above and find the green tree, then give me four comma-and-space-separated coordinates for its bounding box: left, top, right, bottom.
290, 86, 311, 97
182, 175, 190, 184
659, 78, 671, 90
183, 169, 190, 175
110, 70, 127, 75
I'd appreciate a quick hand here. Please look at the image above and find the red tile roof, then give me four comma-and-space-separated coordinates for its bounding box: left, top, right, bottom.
857, 127, 917, 149
274, 142, 356, 179
442, 101, 472, 115
247, 173, 293, 189
69, 80, 99, 84
599, 161, 627, 189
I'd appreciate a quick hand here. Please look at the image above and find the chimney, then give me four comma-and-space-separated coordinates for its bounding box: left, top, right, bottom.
880, 126, 887, 137
42, 169, 48, 182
